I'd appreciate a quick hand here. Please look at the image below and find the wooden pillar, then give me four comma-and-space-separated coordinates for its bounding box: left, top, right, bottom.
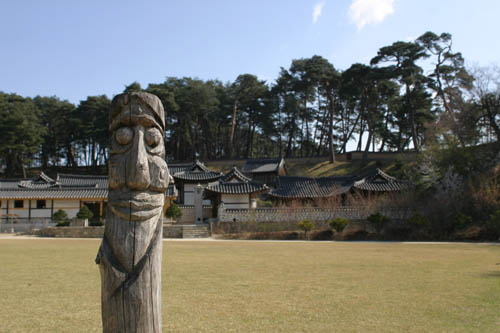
28, 200, 32, 220
6, 200, 9, 220
50, 199, 54, 218
99, 201, 103, 221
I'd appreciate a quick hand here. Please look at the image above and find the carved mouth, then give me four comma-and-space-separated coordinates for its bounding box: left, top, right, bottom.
109, 191, 164, 221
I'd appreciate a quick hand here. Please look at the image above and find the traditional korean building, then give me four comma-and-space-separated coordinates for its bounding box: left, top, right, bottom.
205, 166, 268, 211
269, 169, 409, 204
241, 158, 287, 187
269, 175, 353, 205
169, 160, 222, 205
0, 172, 107, 221
352, 168, 409, 193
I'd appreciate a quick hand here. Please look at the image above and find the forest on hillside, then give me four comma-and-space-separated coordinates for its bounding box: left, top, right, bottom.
1, 31, 499, 178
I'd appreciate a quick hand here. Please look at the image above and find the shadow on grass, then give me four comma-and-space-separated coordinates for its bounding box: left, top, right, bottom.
481, 270, 500, 278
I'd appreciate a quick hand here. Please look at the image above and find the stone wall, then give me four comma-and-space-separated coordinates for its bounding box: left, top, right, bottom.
36, 225, 186, 238
36, 226, 104, 238
212, 219, 373, 235
218, 206, 410, 223
163, 225, 183, 238
176, 205, 213, 224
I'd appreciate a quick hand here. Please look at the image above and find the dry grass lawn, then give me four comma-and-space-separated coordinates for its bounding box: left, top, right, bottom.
0, 239, 499, 332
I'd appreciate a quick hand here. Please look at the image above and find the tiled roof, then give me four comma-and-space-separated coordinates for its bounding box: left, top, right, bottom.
220, 166, 252, 183
205, 182, 268, 194
353, 169, 409, 192
0, 188, 107, 200
18, 172, 55, 189
205, 166, 268, 194
0, 172, 108, 199
169, 160, 212, 175
242, 158, 284, 174
18, 180, 54, 189
0, 171, 178, 200
170, 160, 221, 183
173, 171, 222, 182
269, 175, 353, 199
57, 173, 108, 188
0, 179, 28, 189
39, 172, 55, 183
168, 163, 193, 175
16, 173, 108, 189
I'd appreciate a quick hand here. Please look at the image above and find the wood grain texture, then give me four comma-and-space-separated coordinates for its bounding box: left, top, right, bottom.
97, 92, 168, 333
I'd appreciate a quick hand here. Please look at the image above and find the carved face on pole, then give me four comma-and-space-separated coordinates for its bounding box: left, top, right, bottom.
108, 92, 169, 222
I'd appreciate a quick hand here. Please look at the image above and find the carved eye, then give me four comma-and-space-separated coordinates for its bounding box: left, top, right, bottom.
145, 128, 162, 148
115, 127, 133, 145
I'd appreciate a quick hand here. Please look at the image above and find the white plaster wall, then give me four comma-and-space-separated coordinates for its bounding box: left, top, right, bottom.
183, 184, 211, 205
221, 194, 249, 209
64, 209, 80, 219
0, 200, 29, 218
54, 200, 80, 209
184, 184, 195, 205
0, 200, 81, 219
30, 210, 52, 218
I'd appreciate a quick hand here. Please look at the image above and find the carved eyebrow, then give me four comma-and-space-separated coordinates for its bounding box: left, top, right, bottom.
110, 112, 162, 133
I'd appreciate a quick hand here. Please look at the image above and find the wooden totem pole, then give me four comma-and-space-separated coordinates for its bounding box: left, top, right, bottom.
96, 92, 169, 332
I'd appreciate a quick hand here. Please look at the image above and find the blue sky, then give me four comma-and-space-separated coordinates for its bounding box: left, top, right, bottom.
1, 0, 499, 104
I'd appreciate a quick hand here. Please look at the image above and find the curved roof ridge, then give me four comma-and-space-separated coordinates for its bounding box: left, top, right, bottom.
39, 172, 55, 183
221, 166, 252, 183
57, 173, 107, 178
192, 160, 212, 173
374, 168, 397, 182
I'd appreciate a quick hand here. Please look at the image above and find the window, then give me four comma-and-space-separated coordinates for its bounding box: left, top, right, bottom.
36, 200, 46, 209
14, 200, 24, 208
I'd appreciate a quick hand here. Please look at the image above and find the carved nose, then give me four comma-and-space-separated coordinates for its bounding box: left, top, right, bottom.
127, 128, 151, 190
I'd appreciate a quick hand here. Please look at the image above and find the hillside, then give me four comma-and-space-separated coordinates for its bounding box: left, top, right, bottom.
205, 151, 416, 178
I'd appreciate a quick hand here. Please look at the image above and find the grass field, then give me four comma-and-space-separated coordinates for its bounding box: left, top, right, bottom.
0, 239, 499, 332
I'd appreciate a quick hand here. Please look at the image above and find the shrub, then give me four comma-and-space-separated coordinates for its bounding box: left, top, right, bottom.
367, 213, 389, 233
406, 213, 431, 229
53, 209, 69, 227
310, 229, 333, 240
76, 205, 94, 220
452, 212, 473, 231
328, 218, 349, 233
89, 221, 103, 227
165, 203, 182, 220
257, 200, 273, 208
486, 210, 500, 238
405, 213, 431, 239
385, 222, 412, 240
297, 219, 314, 238
245, 231, 301, 240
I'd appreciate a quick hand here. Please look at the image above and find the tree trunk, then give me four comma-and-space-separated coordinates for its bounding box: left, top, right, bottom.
228, 100, 238, 158
327, 90, 335, 164
339, 113, 360, 154
483, 96, 500, 141
406, 85, 420, 152
357, 120, 364, 151
362, 129, 373, 166
66, 144, 77, 167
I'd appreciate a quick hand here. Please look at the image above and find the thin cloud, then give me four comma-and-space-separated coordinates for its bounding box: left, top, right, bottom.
313, 2, 325, 24
348, 0, 394, 30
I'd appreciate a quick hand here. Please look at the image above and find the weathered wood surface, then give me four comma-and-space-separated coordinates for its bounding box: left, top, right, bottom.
97, 92, 169, 333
